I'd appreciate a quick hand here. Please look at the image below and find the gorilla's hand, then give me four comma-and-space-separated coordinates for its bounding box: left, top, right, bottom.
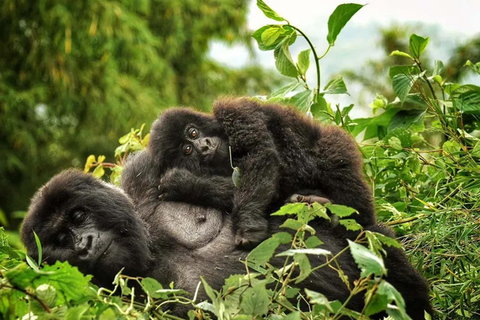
235, 215, 269, 249
158, 168, 195, 202
287, 194, 332, 205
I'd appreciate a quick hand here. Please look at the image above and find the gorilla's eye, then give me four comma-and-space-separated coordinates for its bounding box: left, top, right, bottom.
188, 128, 198, 139
57, 233, 69, 244
184, 144, 193, 155
72, 210, 86, 225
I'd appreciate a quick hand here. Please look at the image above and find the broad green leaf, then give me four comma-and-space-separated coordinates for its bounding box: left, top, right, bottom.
389, 65, 419, 79
141, 277, 166, 299
289, 89, 313, 112
274, 41, 299, 77
84, 155, 96, 173
305, 289, 333, 311
338, 219, 363, 231
297, 49, 311, 76
388, 110, 425, 132
327, 4, 364, 46
433, 60, 445, 77
368, 232, 401, 249
443, 140, 462, 156
453, 86, 480, 114
294, 253, 312, 283
323, 76, 348, 94
240, 283, 269, 316
257, 0, 285, 22
280, 218, 304, 230
269, 81, 302, 98
388, 137, 403, 150
92, 165, 105, 178
200, 277, 218, 312
261, 25, 285, 46
247, 237, 280, 266
409, 34, 429, 59
325, 203, 358, 217
272, 203, 308, 216
365, 280, 407, 316
383, 128, 413, 149
281, 311, 301, 320
305, 235, 323, 248
390, 50, 413, 60
391, 73, 418, 103
350, 108, 399, 139
348, 240, 386, 277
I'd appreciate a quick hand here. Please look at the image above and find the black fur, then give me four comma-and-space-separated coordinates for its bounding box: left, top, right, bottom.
149, 98, 376, 246
122, 150, 431, 319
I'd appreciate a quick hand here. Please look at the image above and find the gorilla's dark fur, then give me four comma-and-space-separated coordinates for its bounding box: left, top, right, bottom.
149, 98, 376, 246
21, 170, 152, 288
21, 158, 431, 319
122, 150, 431, 319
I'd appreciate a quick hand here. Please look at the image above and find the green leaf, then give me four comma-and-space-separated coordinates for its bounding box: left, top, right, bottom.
33, 231, 42, 266
388, 137, 403, 150
453, 86, 480, 114
391, 73, 418, 103
464, 60, 480, 75
294, 253, 312, 283
305, 289, 333, 311
322, 76, 348, 94
305, 235, 323, 248
348, 240, 387, 277
141, 277, 166, 299
365, 280, 407, 316
297, 49, 311, 76
240, 283, 269, 316
261, 25, 285, 46
338, 219, 363, 231
247, 237, 281, 266
272, 203, 308, 216
257, 0, 285, 22
269, 81, 302, 99
388, 110, 425, 132
289, 89, 313, 112
280, 218, 303, 230
281, 311, 301, 320
409, 34, 429, 59
92, 165, 105, 178
327, 3, 364, 46
274, 41, 299, 77
390, 50, 414, 60
325, 203, 358, 217
443, 140, 462, 156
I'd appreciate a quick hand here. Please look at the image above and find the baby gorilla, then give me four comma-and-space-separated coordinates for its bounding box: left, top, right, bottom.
150, 97, 375, 246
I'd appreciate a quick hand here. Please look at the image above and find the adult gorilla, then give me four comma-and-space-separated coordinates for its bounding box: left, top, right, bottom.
21, 153, 431, 319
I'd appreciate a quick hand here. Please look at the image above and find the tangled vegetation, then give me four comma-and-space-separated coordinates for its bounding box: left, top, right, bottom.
1, 1, 479, 319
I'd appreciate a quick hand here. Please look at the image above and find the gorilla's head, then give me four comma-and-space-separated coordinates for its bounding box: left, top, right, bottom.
149, 108, 231, 176
21, 170, 153, 288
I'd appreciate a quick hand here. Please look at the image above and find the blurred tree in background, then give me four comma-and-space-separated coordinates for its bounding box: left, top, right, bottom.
0, 0, 281, 228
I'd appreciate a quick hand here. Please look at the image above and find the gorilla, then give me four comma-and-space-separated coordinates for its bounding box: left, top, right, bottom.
21, 159, 431, 319
149, 97, 375, 246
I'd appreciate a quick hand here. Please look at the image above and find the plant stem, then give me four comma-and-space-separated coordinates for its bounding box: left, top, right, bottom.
290, 25, 322, 97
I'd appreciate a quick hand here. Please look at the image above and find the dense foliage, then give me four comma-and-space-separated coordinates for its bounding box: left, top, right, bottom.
0, 0, 283, 222
1, 1, 480, 319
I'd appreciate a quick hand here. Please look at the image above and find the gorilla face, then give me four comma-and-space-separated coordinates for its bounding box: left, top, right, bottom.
21, 170, 153, 288
149, 108, 231, 176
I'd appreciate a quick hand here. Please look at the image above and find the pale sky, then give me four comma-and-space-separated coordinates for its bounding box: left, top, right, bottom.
210, 0, 480, 115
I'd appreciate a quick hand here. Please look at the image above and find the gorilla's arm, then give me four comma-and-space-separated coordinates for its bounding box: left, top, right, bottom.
157, 167, 235, 213
214, 100, 282, 246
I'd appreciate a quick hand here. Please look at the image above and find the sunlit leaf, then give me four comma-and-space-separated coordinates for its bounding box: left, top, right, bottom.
327, 3, 364, 46
409, 34, 429, 59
